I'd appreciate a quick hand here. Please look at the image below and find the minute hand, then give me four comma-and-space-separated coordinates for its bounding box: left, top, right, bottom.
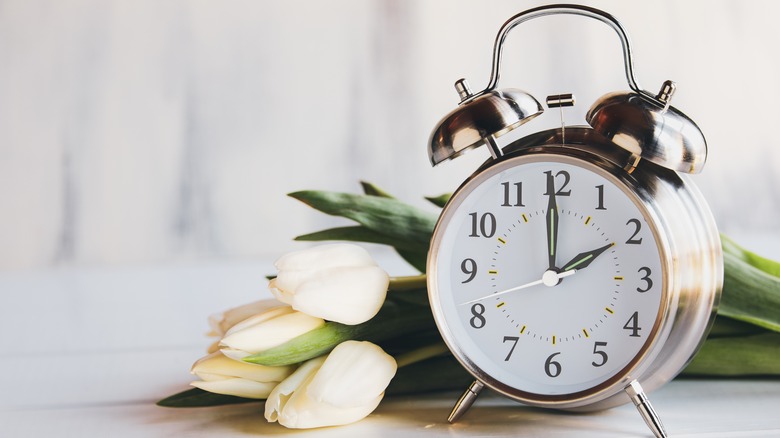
561, 242, 615, 272
546, 175, 559, 270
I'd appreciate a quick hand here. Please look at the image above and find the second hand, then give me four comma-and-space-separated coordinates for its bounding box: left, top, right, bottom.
460, 269, 577, 306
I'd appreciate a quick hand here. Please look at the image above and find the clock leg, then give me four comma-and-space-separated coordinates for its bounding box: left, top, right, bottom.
625, 380, 668, 438
447, 380, 484, 423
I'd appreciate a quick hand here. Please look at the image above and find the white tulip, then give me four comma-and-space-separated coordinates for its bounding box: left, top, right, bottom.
269, 244, 389, 325
190, 351, 295, 399
219, 305, 325, 361
264, 340, 397, 429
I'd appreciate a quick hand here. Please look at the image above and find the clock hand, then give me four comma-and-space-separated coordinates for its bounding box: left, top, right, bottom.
560, 242, 615, 272
460, 269, 577, 305
546, 173, 559, 270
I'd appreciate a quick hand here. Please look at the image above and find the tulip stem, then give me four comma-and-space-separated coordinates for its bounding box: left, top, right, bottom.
389, 274, 427, 291
395, 342, 450, 368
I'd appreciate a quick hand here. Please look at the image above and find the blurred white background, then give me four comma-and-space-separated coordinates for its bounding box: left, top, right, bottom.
1, 0, 778, 270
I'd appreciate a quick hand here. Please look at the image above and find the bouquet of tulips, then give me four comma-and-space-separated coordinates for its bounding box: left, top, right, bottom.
158, 182, 780, 429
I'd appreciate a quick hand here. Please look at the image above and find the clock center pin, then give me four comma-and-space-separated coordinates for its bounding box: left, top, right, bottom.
542, 269, 561, 287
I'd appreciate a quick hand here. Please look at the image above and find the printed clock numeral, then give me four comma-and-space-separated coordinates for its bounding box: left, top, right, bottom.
469, 303, 486, 329
591, 341, 609, 367
468, 212, 496, 238
503, 336, 519, 361
501, 181, 525, 207
637, 267, 653, 293
623, 311, 642, 337
543, 170, 572, 196
595, 184, 607, 210
461, 258, 477, 283
625, 218, 643, 244
545, 352, 562, 377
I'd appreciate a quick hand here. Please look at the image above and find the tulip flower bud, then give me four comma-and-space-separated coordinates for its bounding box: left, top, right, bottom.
190, 352, 295, 399
269, 244, 390, 325
219, 305, 325, 361
264, 340, 397, 429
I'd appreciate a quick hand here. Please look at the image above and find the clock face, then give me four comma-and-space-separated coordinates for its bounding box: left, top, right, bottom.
429, 153, 667, 400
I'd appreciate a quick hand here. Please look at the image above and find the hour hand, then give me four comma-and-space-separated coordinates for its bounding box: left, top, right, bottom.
561, 242, 615, 272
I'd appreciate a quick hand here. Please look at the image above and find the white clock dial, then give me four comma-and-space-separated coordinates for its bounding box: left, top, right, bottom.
430, 154, 666, 399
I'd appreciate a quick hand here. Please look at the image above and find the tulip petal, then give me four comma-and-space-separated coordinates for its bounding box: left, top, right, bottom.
208, 299, 284, 337
206, 340, 220, 354
277, 389, 383, 429
306, 341, 397, 408
220, 348, 251, 361
223, 306, 294, 336
265, 356, 326, 423
220, 308, 325, 353
191, 378, 277, 399
274, 244, 377, 271
192, 351, 294, 383
193, 372, 228, 382
270, 244, 381, 304
281, 266, 389, 325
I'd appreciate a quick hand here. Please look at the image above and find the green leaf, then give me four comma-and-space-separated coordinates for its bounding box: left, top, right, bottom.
386, 290, 430, 307
156, 388, 258, 408
243, 300, 436, 367
294, 225, 426, 255
682, 332, 780, 376
425, 193, 451, 208
295, 227, 429, 272
386, 355, 472, 395
719, 251, 780, 332
395, 247, 427, 273
378, 330, 444, 358
289, 190, 436, 271
289, 191, 436, 245
707, 315, 766, 338
295, 226, 405, 248
360, 181, 395, 198
722, 234, 780, 278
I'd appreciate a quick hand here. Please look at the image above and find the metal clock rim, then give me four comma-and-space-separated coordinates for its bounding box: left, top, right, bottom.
426, 149, 674, 407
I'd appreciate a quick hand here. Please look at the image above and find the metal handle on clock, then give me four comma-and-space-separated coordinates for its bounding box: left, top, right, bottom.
467, 4, 664, 107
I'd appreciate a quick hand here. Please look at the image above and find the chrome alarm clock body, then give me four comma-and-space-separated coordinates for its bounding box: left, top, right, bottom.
424, 5, 723, 437
427, 127, 722, 412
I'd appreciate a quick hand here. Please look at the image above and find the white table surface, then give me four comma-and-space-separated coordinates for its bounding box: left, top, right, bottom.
2, 234, 779, 437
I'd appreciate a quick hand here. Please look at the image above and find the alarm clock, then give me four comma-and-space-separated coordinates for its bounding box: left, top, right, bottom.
426, 5, 722, 438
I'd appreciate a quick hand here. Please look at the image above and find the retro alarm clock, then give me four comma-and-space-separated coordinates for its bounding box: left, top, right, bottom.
426, 5, 723, 438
